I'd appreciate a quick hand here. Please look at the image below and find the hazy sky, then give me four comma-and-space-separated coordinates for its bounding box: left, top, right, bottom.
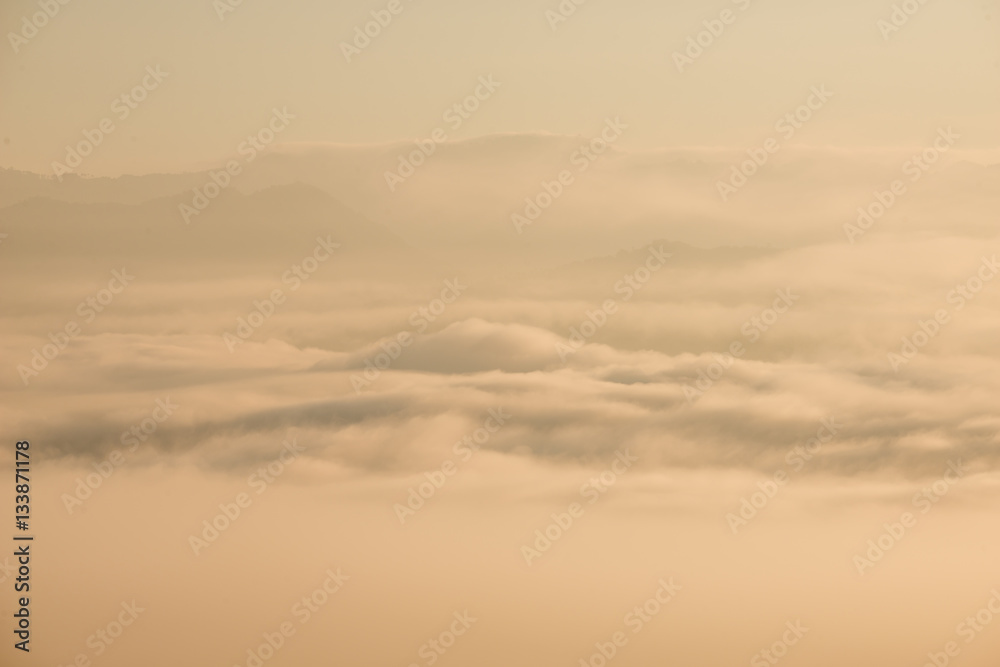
3, 2, 1000, 666
2, 0, 999, 175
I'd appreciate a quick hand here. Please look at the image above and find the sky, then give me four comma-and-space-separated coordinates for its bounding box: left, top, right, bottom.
1, 0, 999, 176
2, 1, 1000, 666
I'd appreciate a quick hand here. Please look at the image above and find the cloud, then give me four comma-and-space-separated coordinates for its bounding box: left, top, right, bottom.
1, 152, 997, 485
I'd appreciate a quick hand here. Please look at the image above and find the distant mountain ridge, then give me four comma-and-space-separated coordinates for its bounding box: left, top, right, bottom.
0, 183, 404, 265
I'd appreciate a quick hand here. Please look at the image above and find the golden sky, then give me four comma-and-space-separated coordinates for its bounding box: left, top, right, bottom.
1, 0, 999, 175
2, 1, 1000, 666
